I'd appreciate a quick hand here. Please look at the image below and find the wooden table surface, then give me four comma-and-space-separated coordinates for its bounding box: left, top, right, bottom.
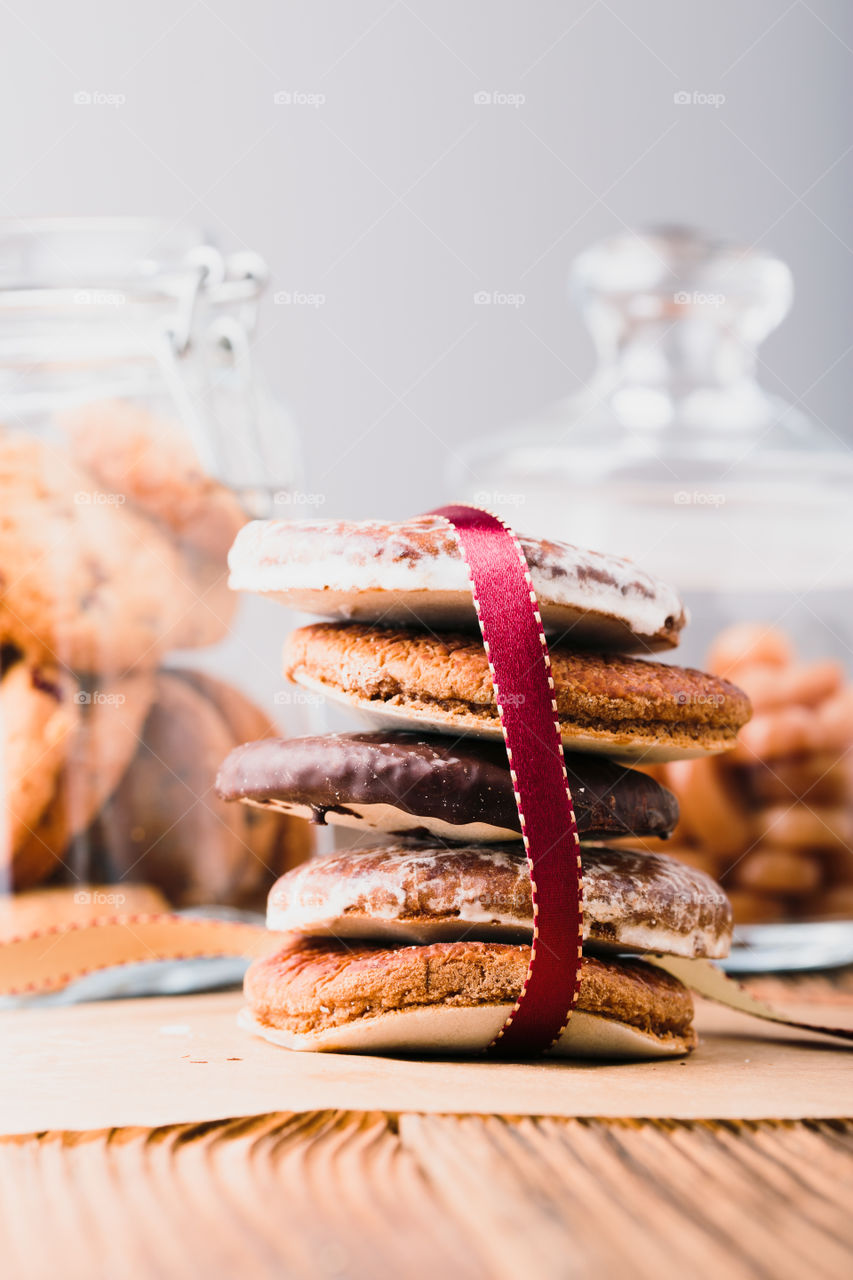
3, 976, 852, 1280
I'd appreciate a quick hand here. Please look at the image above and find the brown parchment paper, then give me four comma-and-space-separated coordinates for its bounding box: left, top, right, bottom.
1, 990, 852, 1134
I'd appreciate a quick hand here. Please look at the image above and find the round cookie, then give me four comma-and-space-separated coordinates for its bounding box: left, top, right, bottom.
242, 940, 697, 1058
90, 672, 309, 908
752, 804, 853, 853
661, 757, 753, 858
282, 624, 751, 763
0, 434, 230, 671
217, 730, 680, 843
90, 673, 260, 907
707, 623, 794, 677
176, 668, 279, 746
1, 658, 78, 886
61, 399, 247, 561
730, 707, 823, 763
174, 668, 313, 881
799, 886, 853, 921
724, 889, 788, 925
725, 660, 843, 713
16, 671, 156, 887
739, 754, 850, 806
264, 842, 732, 958
228, 515, 687, 652
732, 848, 823, 896
814, 687, 853, 753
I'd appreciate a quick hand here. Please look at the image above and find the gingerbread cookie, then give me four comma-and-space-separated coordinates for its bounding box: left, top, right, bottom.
282, 623, 751, 762
228, 514, 687, 652
264, 842, 732, 958
243, 940, 696, 1058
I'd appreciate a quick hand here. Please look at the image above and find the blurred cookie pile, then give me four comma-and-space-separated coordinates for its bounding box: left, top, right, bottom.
0, 401, 309, 919
217, 515, 750, 1058
632, 623, 853, 924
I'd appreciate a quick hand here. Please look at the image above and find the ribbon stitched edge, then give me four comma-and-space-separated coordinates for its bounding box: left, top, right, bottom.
430, 504, 583, 1055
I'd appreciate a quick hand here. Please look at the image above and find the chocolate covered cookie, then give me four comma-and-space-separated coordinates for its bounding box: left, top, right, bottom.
217, 730, 679, 842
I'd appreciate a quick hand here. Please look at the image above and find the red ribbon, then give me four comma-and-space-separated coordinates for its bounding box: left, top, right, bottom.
430, 504, 583, 1055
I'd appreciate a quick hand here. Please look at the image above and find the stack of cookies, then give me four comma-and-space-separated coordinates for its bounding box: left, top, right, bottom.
0, 403, 308, 912
218, 516, 751, 1058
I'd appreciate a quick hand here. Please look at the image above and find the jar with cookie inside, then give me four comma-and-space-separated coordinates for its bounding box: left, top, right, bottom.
0, 219, 314, 956
456, 227, 853, 966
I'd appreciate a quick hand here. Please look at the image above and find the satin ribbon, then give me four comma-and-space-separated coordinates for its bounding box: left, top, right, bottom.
430, 504, 583, 1054
0, 916, 276, 996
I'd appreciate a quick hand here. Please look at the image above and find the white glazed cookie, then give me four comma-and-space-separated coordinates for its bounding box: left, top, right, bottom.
227, 515, 687, 652
263, 843, 732, 959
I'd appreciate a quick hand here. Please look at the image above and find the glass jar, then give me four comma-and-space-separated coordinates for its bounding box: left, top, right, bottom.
0, 218, 312, 935
454, 227, 853, 957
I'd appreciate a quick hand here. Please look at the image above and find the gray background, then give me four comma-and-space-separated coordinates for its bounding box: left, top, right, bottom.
1, 0, 851, 517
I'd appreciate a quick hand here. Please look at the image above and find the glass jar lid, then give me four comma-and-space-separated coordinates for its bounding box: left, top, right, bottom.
0, 218, 268, 361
